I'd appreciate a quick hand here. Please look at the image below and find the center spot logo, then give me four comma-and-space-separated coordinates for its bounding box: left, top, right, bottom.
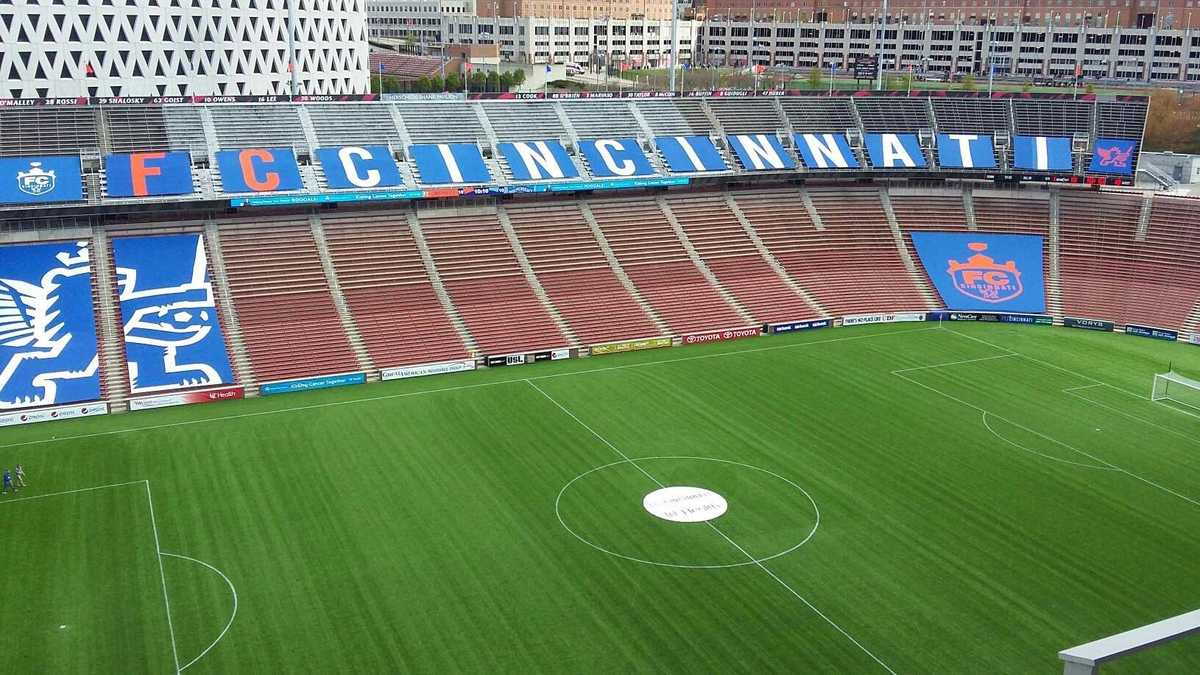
946, 242, 1023, 303
643, 486, 728, 523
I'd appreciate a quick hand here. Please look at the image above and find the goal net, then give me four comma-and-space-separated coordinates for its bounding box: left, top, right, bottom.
1151, 372, 1200, 413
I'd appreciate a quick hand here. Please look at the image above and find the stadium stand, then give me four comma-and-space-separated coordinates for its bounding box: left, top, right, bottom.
1012, 100, 1094, 137
416, 209, 569, 355
778, 97, 856, 132
482, 101, 569, 143
0, 106, 101, 157
505, 202, 660, 344
666, 193, 819, 324
559, 100, 645, 140
321, 213, 470, 368
395, 101, 488, 146
368, 52, 442, 79
208, 105, 311, 156
306, 104, 402, 148
216, 217, 360, 382
854, 98, 933, 133
706, 98, 784, 135
636, 99, 718, 137
587, 196, 745, 334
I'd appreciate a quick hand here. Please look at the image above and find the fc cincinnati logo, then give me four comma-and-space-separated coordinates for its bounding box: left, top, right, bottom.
946, 242, 1023, 303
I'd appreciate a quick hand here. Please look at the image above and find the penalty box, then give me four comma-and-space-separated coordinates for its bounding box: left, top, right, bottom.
0, 481, 177, 673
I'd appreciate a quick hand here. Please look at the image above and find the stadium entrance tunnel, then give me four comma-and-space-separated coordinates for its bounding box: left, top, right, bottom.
555, 456, 819, 569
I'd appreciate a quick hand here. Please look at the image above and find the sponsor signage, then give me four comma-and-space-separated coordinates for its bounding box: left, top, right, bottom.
128, 385, 244, 411
0, 402, 108, 427
682, 327, 762, 345
1190, 334, 1200, 346
550, 348, 571, 361
843, 312, 927, 326
380, 359, 476, 381
766, 318, 832, 334
260, 372, 366, 395
1124, 324, 1178, 341
1064, 317, 1114, 332
999, 313, 1053, 325
910, 231, 1046, 313
0, 155, 85, 205
485, 354, 527, 367
591, 336, 673, 356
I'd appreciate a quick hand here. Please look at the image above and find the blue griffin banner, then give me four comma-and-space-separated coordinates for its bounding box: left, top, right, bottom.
935, 134, 997, 169
1012, 136, 1073, 172
910, 231, 1046, 313
864, 133, 927, 169
409, 143, 492, 184
0, 241, 100, 409
105, 151, 195, 197
793, 133, 859, 169
655, 136, 727, 172
315, 145, 403, 189
0, 155, 85, 205
1088, 138, 1136, 175
497, 140, 580, 180
578, 138, 656, 178
112, 234, 235, 394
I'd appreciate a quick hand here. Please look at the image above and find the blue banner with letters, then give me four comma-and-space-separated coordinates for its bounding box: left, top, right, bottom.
315, 145, 403, 189
1124, 324, 1178, 341
1013, 136, 1073, 172
656, 136, 727, 172
794, 133, 859, 169
767, 318, 832, 334
112, 234, 235, 394
216, 147, 304, 193
579, 138, 655, 178
105, 151, 194, 198
864, 133, 927, 169
0, 155, 84, 205
935, 134, 996, 169
0, 241, 100, 408
1088, 138, 1136, 175
911, 231, 1046, 313
260, 372, 366, 395
726, 134, 795, 171
497, 140, 580, 181
410, 143, 492, 184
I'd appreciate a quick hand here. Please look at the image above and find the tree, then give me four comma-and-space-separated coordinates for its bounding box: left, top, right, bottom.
430, 76, 445, 92
445, 73, 461, 92
486, 70, 501, 92
959, 73, 977, 91
414, 75, 431, 93
511, 68, 526, 85
470, 71, 487, 92
1085, 83, 1095, 95
807, 66, 823, 90
1143, 88, 1200, 153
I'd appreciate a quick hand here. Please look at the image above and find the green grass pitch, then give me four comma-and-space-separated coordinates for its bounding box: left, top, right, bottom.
2, 322, 1200, 673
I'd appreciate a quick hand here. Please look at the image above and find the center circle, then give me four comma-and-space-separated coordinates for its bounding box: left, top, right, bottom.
643, 486, 728, 522
556, 456, 820, 569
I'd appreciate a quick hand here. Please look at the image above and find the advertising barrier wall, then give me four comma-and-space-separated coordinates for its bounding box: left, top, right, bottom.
1191, 335, 1200, 346
485, 354, 529, 367
1064, 317, 1115, 332
766, 318, 832, 334
380, 359, 476, 381
128, 385, 244, 411
910, 231, 1046, 313
0, 402, 108, 427
927, 311, 1052, 324
260, 372, 366, 395
591, 337, 673, 356
682, 327, 762, 345
532, 349, 572, 362
1124, 324, 1179, 341
843, 312, 927, 326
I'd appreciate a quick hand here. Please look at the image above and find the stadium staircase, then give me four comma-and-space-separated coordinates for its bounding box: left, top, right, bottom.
1135, 194, 1154, 241
320, 213, 471, 369
506, 202, 661, 345
667, 193, 823, 324
309, 216, 377, 378
879, 187, 940, 310
216, 217, 362, 383
889, 187, 971, 308
656, 196, 757, 325
416, 209, 569, 355
496, 207, 580, 345
1046, 190, 1065, 319
587, 196, 745, 335
799, 187, 824, 230
406, 213, 480, 356
961, 188, 979, 230
203, 222, 256, 388
724, 193, 830, 319
578, 201, 672, 336
90, 227, 131, 411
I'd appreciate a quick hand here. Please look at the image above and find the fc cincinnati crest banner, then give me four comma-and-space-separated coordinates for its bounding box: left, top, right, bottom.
910, 231, 1046, 313
0, 155, 84, 205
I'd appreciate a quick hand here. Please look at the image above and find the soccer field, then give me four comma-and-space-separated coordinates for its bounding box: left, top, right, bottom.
2, 322, 1199, 673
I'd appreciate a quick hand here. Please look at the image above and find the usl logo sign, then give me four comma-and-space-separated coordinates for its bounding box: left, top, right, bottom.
911, 231, 1046, 313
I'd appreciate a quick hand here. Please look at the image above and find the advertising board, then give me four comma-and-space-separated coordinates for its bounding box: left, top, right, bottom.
129, 385, 244, 411
1064, 317, 1114, 332
766, 319, 832, 334
1124, 324, 1179, 341
842, 312, 926, 326
681, 327, 761, 345
591, 337, 673, 356
380, 359, 476, 381
0, 402, 108, 427
259, 372, 366, 395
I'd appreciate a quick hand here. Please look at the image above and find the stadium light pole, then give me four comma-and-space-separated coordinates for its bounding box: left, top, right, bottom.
669, 0, 680, 92
287, 0, 299, 95
875, 0, 888, 91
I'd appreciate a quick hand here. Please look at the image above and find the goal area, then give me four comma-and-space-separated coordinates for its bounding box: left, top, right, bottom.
1150, 372, 1200, 413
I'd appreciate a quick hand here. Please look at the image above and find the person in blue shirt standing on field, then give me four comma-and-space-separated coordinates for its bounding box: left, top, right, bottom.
2, 468, 12, 494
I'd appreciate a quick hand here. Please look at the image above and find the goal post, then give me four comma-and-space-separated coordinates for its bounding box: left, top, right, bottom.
1151, 371, 1200, 413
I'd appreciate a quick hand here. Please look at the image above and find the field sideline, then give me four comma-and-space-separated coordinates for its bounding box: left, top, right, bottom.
2, 322, 1199, 673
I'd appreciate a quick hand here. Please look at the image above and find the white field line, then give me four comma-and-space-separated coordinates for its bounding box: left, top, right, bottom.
980, 412, 1117, 472
525, 379, 897, 674
162, 552, 238, 672
146, 481, 182, 674
892, 353, 1017, 375
0, 479, 147, 506
893, 369, 1200, 510
1062, 387, 1200, 447
0, 326, 940, 451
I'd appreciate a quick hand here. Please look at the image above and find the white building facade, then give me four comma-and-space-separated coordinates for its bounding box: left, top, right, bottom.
0, 0, 372, 99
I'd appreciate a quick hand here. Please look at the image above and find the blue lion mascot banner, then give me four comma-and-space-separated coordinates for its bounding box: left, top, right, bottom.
0, 241, 101, 409
112, 234, 235, 394
911, 231, 1047, 313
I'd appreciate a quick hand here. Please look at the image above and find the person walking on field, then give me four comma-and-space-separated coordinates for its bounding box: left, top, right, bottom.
13, 464, 25, 488
1, 468, 12, 494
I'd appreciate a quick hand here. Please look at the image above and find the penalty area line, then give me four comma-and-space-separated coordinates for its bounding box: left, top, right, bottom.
526, 379, 897, 674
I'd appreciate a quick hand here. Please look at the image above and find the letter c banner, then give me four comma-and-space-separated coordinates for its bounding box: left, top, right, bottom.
216, 147, 303, 193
